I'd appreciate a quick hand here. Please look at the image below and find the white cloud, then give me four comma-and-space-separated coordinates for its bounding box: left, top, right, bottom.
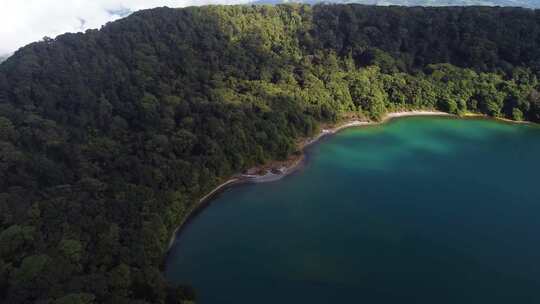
0, 0, 252, 55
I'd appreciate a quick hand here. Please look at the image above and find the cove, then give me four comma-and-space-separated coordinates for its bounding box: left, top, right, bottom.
165, 117, 540, 303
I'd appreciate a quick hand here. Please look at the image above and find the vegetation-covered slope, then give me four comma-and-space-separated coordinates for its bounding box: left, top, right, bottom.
1, 4, 540, 303
253, 0, 540, 9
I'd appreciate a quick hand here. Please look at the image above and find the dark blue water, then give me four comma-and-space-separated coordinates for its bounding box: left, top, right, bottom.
166, 117, 540, 303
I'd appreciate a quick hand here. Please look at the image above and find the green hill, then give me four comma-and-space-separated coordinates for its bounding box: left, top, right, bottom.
253, 0, 540, 8
1, 4, 540, 303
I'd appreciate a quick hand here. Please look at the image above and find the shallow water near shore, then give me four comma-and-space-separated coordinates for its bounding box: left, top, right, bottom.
166, 117, 540, 303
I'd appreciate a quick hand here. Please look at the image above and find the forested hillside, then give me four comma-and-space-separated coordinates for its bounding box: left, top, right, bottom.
1, 4, 540, 303
253, 0, 540, 8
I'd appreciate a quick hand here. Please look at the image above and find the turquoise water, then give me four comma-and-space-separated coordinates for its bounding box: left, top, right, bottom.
166, 117, 540, 303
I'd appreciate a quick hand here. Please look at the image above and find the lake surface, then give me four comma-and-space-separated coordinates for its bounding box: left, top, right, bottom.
166, 117, 540, 303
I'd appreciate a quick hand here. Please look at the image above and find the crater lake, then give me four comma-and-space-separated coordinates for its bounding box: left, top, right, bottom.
166, 116, 540, 303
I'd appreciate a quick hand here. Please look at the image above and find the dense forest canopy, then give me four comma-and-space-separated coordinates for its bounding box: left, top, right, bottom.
253, 0, 540, 8
1, 4, 540, 303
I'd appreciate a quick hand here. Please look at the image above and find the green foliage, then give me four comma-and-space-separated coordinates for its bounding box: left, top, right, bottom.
0, 4, 539, 303
254, 0, 539, 9
54, 293, 95, 304
59, 239, 83, 264
512, 108, 524, 121
0, 225, 34, 261
12, 254, 49, 285
348, 66, 387, 119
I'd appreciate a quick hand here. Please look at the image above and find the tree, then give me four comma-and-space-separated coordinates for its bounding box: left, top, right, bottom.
53, 293, 95, 304
1, 4, 539, 303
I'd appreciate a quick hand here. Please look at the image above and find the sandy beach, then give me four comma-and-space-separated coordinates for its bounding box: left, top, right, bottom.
384, 110, 450, 121
239, 110, 451, 182
461, 112, 532, 125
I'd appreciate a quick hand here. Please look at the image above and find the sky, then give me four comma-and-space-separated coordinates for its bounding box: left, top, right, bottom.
0, 0, 254, 56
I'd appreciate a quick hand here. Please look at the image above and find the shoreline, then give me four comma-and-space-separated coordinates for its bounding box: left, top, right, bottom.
166, 110, 535, 251
166, 110, 451, 251
237, 110, 453, 183
461, 112, 532, 125
166, 178, 241, 249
